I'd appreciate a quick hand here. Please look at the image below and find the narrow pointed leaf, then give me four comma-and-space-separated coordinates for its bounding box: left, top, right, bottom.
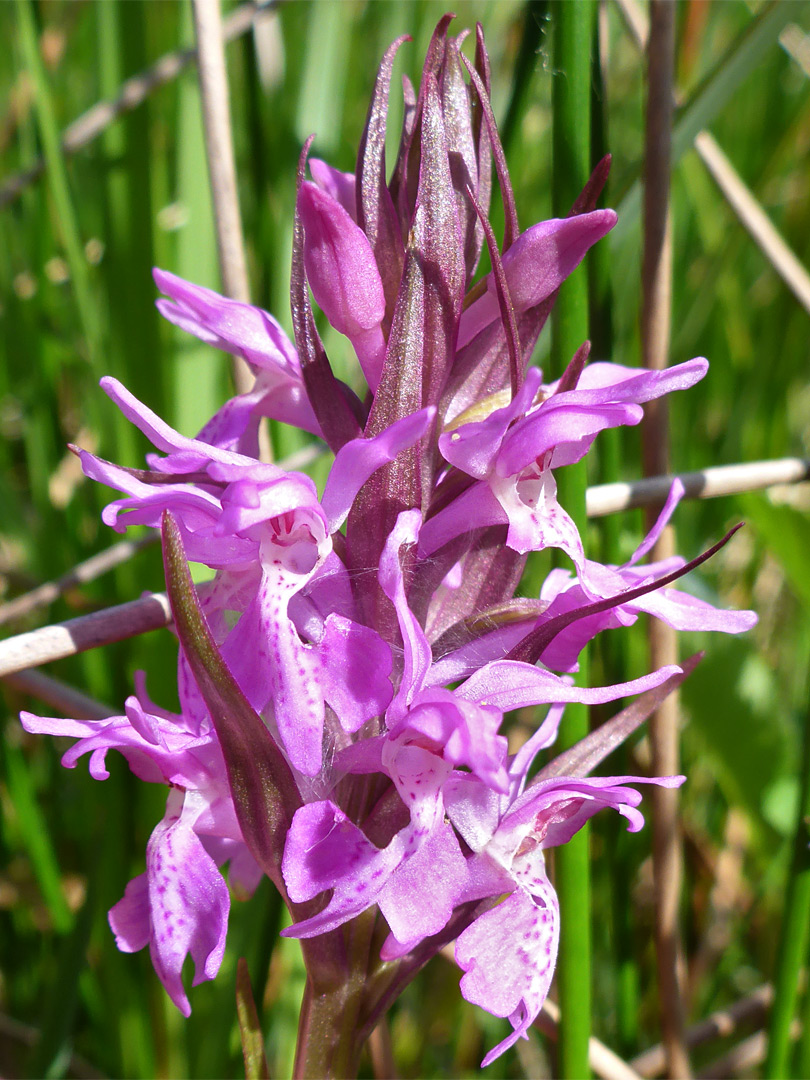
471, 23, 493, 236
391, 14, 454, 224
468, 184, 522, 395
161, 511, 300, 892
356, 35, 408, 326
555, 340, 591, 395
388, 72, 417, 230
461, 54, 519, 251
236, 957, 271, 1080
442, 39, 481, 280
570, 154, 612, 216
507, 525, 744, 665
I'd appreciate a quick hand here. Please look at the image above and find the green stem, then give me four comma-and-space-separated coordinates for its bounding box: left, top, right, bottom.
765, 692, 810, 1077
551, 2, 594, 1077
293, 911, 378, 1079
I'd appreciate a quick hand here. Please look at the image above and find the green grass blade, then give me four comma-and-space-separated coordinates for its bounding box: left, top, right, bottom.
765, 687, 810, 1078
549, 2, 594, 1076
15, 0, 103, 368
2, 740, 73, 934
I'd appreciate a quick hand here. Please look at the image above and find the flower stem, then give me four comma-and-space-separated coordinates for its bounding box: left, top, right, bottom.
293, 912, 378, 1079
550, 2, 594, 1077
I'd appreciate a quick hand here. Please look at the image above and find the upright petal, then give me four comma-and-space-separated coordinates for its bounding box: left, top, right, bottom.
298, 181, 387, 391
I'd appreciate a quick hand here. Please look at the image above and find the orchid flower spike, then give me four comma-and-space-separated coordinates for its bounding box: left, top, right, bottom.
21, 14, 756, 1070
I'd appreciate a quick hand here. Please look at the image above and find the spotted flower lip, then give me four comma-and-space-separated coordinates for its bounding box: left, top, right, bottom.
21, 13, 756, 1068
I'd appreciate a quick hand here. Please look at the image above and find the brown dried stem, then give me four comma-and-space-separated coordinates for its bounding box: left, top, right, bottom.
586, 456, 810, 517
192, 0, 253, 394
0, 592, 172, 677
693, 131, 810, 317
641, 2, 691, 1076
0, 535, 156, 627
614, 0, 810, 317
631, 984, 773, 1078
2, 668, 114, 720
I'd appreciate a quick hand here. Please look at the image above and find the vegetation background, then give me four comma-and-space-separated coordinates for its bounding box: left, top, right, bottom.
1, 0, 809, 1076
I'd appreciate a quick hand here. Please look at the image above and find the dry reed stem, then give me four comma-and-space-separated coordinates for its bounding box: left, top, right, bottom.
641, 2, 691, 1076
0, 592, 171, 677
0, 536, 156, 627
2, 668, 114, 720
631, 984, 773, 1078
0, 454, 805, 677
614, 0, 810, 318
586, 455, 810, 517
693, 131, 810, 316
0, 0, 278, 209
695, 1026, 799, 1080
192, 0, 253, 395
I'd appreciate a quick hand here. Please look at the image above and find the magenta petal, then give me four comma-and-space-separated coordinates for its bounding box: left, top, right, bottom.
490, 465, 587, 568
281, 801, 399, 937
322, 407, 435, 531
378, 820, 467, 948
255, 569, 325, 777
456, 881, 559, 1066
394, 689, 509, 793
108, 873, 151, 954
497, 401, 642, 477
457, 659, 683, 712
632, 586, 758, 634
99, 377, 254, 467
628, 478, 684, 565
298, 181, 387, 390
321, 614, 393, 732
439, 368, 544, 478
567, 356, 708, 400
418, 482, 507, 557
379, 511, 432, 719
456, 211, 617, 349
144, 791, 230, 1017
309, 158, 357, 220
154, 268, 301, 373
499, 775, 682, 853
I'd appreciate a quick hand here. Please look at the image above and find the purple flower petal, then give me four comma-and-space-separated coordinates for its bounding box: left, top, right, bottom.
379, 511, 432, 720
320, 614, 393, 733
139, 789, 230, 1016
457, 211, 617, 350
298, 181, 387, 391
457, 659, 683, 712
322, 407, 435, 531
309, 158, 357, 220
457, 881, 559, 1066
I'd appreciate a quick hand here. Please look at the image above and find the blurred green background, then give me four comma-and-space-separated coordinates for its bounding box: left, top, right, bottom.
1, 0, 809, 1076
